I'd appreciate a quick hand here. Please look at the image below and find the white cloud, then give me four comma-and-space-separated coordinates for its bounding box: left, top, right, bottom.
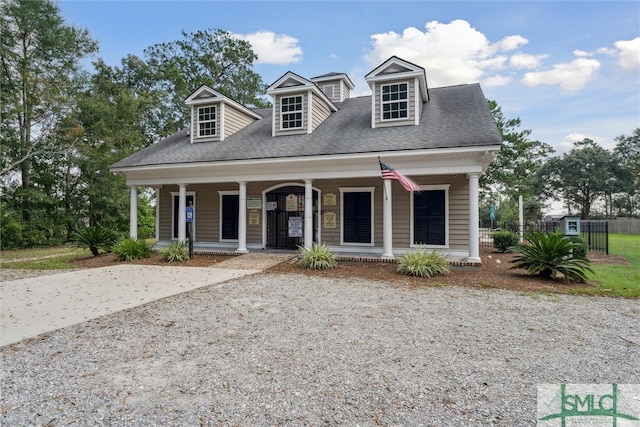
558, 133, 613, 153
365, 20, 528, 87
495, 35, 528, 51
521, 58, 600, 92
574, 47, 616, 57
234, 31, 302, 65
483, 74, 511, 87
615, 37, 640, 70
510, 53, 548, 69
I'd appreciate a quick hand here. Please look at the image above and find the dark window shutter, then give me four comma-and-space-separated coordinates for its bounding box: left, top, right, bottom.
414, 191, 445, 245
343, 192, 371, 244
221, 194, 239, 240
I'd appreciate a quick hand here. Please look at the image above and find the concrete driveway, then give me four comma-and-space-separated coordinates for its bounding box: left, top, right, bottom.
0, 253, 292, 346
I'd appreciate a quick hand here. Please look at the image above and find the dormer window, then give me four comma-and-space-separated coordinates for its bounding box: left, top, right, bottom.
198, 106, 216, 136
281, 95, 303, 129
381, 83, 408, 120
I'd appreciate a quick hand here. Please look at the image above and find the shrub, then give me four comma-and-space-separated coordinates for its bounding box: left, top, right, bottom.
492, 230, 519, 253
161, 241, 190, 263
69, 226, 119, 256
397, 247, 449, 278
509, 231, 594, 283
572, 237, 588, 258
112, 237, 151, 262
0, 219, 23, 250
298, 243, 337, 270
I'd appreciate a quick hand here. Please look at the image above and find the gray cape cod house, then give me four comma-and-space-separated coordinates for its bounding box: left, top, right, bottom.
110, 56, 502, 264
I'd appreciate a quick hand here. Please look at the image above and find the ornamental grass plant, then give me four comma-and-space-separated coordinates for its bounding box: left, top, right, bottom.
161, 241, 190, 263
298, 243, 337, 270
397, 247, 449, 278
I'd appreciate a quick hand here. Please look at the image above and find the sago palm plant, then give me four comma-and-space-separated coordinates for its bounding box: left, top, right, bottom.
509, 231, 593, 283
69, 226, 119, 257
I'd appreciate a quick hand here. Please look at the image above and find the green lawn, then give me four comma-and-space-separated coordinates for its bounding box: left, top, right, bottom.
0, 245, 79, 261
569, 234, 640, 298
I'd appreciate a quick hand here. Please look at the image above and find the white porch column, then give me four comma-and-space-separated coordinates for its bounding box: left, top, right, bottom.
304, 179, 313, 249
129, 186, 138, 239
468, 173, 481, 263
155, 188, 160, 241
178, 184, 187, 242
237, 181, 248, 253
382, 179, 394, 259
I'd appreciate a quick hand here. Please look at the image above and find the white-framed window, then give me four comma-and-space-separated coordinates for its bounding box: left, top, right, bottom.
339, 187, 375, 246
198, 106, 216, 136
410, 185, 449, 247
381, 82, 408, 121
218, 191, 239, 241
170, 191, 196, 240
281, 95, 303, 129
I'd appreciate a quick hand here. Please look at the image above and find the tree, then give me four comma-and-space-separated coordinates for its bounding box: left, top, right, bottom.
74, 59, 154, 232
143, 28, 268, 136
0, 0, 97, 227
611, 129, 640, 216
539, 139, 613, 219
481, 101, 555, 221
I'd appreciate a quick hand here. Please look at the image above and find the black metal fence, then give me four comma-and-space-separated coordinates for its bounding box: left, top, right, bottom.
479, 220, 609, 254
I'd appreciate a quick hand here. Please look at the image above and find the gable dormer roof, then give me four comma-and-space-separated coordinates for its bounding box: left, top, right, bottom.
184, 85, 262, 120
267, 72, 338, 112
365, 56, 429, 102
184, 85, 262, 143
310, 72, 355, 90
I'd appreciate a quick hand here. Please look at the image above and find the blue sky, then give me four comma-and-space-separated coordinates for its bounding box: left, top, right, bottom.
58, 1, 639, 154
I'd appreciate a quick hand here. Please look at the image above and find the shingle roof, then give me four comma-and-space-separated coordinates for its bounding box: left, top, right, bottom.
111, 83, 501, 169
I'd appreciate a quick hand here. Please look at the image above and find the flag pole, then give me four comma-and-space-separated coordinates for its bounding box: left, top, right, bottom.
378, 157, 388, 200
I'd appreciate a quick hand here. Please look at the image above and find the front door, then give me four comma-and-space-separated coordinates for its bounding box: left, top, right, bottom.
266, 186, 317, 249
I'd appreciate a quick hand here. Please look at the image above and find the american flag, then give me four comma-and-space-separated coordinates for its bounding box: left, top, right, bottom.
379, 160, 422, 192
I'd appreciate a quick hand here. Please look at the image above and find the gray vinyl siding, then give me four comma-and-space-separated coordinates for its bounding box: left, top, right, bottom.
158, 184, 218, 242
224, 105, 256, 139
318, 80, 346, 103
447, 175, 470, 250
245, 182, 270, 244
374, 78, 416, 128
158, 186, 172, 241
192, 104, 220, 143
311, 93, 332, 131
274, 93, 308, 136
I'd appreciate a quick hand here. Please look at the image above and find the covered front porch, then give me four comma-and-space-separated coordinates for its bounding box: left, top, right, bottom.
119, 150, 491, 264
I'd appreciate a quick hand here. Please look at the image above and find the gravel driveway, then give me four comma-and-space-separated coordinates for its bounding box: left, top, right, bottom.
2, 273, 638, 426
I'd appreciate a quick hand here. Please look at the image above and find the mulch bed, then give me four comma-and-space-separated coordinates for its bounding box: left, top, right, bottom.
69, 250, 629, 296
